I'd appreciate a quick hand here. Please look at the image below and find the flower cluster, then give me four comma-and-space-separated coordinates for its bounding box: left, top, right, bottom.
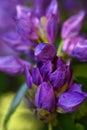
1, 0, 59, 60
0, 0, 87, 124
24, 43, 87, 114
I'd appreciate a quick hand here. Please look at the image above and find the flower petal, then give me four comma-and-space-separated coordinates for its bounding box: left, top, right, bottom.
61, 10, 85, 39
46, 0, 59, 43
46, 17, 58, 43
32, 67, 43, 86
34, 0, 52, 17
58, 91, 86, 112
35, 82, 55, 112
50, 61, 71, 89
39, 60, 52, 81
16, 5, 39, 40
49, 66, 66, 88
34, 43, 56, 62
69, 83, 87, 97
56, 57, 64, 68
63, 36, 87, 61
0, 56, 31, 75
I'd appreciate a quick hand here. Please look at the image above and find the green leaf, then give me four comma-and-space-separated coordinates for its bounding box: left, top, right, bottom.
58, 113, 77, 130
71, 61, 87, 79
3, 83, 28, 128
74, 77, 87, 91
75, 123, 84, 130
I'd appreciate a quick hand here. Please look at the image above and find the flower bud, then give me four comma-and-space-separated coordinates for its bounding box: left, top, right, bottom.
61, 10, 85, 39
56, 57, 64, 68
57, 91, 86, 113
46, 0, 59, 20
35, 82, 55, 112
63, 36, 87, 61
34, 43, 56, 62
39, 60, 52, 81
46, 17, 58, 43
46, 0, 59, 43
32, 67, 43, 86
57, 83, 87, 113
49, 60, 71, 89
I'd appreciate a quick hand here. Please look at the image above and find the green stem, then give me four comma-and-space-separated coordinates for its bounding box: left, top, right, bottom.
48, 123, 52, 130
57, 40, 64, 56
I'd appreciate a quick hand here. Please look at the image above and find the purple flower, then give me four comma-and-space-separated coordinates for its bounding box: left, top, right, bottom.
57, 83, 87, 113
63, 36, 87, 61
24, 55, 74, 112
56, 57, 64, 68
34, 0, 52, 17
0, 0, 32, 55
46, 17, 58, 43
35, 82, 55, 112
24, 54, 73, 91
0, 0, 59, 63
2, 31, 31, 53
24, 55, 86, 113
61, 10, 85, 39
16, 5, 39, 40
16, 0, 59, 44
0, 0, 24, 34
34, 43, 56, 62
58, 92, 86, 113
46, 0, 59, 43
39, 60, 52, 80
0, 56, 31, 75
49, 60, 71, 89
68, 83, 87, 97
0, 0, 86, 116
0, 41, 16, 56
32, 67, 43, 86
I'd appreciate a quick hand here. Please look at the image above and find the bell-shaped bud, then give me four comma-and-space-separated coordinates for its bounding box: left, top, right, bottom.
63, 36, 87, 61
35, 82, 55, 112
46, 0, 59, 43
46, 17, 58, 43
57, 91, 86, 113
49, 60, 71, 89
39, 60, 52, 81
46, 0, 59, 20
57, 83, 87, 113
32, 67, 43, 86
56, 57, 64, 68
49, 67, 66, 89
34, 43, 56, 62
61, 10, 85, 39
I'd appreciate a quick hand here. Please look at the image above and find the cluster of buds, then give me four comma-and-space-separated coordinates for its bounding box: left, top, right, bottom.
24, 43, 87, 122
